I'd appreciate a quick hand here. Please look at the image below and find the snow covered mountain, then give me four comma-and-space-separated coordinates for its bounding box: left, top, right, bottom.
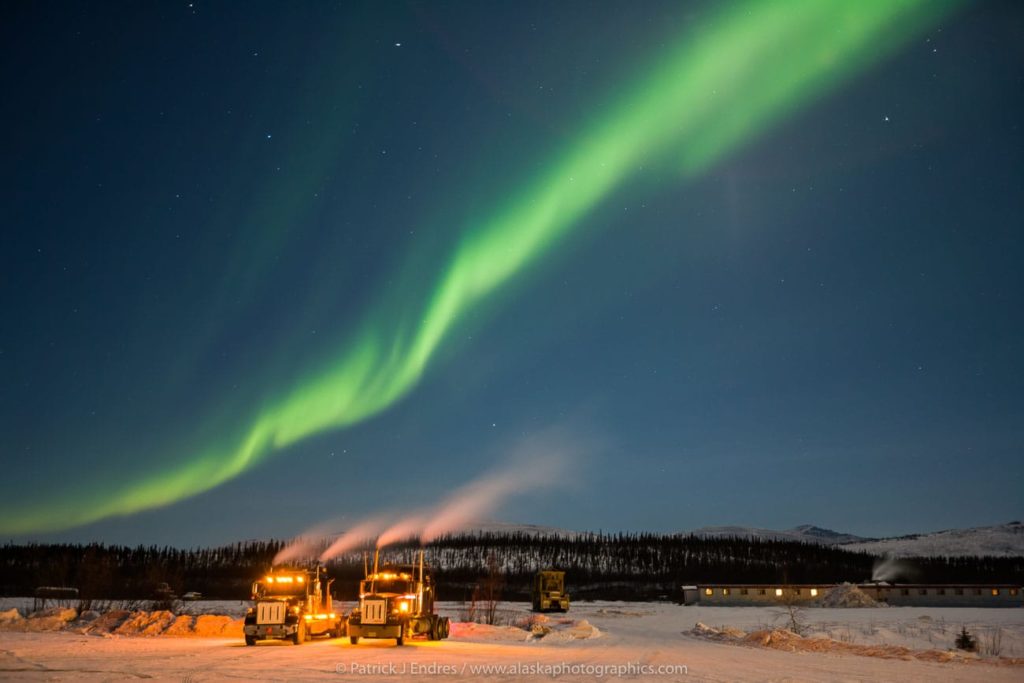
681, 521, 1024, 557
840, 521, 1024, 558
684, 524, 868, 545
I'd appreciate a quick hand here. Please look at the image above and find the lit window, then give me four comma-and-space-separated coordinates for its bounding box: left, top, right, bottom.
722, 588, 730, 596
775, 588, 783, 597
810, 588, 818, 597
1010, 589, 1019, 597
991, 589, 1000, 596
704, 588, 712, 596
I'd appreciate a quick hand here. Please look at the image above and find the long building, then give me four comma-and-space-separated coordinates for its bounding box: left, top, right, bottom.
685, 583, 1022, 607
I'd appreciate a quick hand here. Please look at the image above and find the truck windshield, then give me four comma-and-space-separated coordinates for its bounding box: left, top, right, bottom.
259, 582, 304, 597
364, 578, 413, 595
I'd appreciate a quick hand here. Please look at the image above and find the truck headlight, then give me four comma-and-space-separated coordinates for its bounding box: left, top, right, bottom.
399, 601, 410, 613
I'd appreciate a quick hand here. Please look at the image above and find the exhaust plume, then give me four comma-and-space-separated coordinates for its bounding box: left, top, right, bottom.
273, 516, 355, 564
319, 517, 390, 562
376, 512, 431, 549
373, 428, 582, 547
420, 439, 574, 543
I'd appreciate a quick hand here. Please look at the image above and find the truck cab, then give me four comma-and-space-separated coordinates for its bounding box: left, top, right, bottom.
243, 566, 344, 645
347, 551, 450, 646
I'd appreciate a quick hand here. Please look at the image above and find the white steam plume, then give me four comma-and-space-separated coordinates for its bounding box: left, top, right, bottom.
375, 428, 582, 547
273, 518, 350, 564
376, 512, 431, 549
319, 516, 390, 562
420, 445, 572, 543
872, 554, 919, 582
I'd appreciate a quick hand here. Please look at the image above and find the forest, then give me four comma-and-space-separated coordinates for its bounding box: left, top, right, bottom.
2, 532, 1020, 601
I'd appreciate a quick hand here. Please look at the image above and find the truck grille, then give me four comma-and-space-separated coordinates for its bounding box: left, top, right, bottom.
257, 602, 287, 625
361, 598, 387, 625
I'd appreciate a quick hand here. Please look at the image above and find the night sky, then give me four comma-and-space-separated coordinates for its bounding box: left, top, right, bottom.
2, 0, 1021, 547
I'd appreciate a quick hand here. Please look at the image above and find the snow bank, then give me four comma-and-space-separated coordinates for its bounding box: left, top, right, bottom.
0, 607, 242, 638
690, 622, 746, 640
818, 583, 887, 608
25, 607, 78, 631
0, 608, 25, 626
735, 627, 1023, 666
114, 610, 176, 636
449, 621, 529, 642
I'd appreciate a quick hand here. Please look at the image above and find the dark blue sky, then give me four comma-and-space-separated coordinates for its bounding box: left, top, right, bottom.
2, 1, 1021, 546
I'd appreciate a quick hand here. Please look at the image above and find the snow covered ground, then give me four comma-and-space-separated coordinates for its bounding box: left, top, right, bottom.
1, 600, 1022, 681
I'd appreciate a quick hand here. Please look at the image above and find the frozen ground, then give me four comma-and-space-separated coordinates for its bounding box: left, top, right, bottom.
1, 601, 1022, 681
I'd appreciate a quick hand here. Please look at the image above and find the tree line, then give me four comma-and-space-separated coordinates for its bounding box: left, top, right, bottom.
1, 533, 1020, 601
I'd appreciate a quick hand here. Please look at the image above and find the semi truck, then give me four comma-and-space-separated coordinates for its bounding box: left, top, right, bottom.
532, 570, 570, 612
346, 550, 450, 646
243, 566, 344, 645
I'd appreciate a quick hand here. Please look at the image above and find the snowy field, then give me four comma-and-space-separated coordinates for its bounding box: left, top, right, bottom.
1, 600, 1022, 681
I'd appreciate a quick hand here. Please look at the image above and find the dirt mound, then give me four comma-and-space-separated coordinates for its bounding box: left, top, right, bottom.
818, 583, 887, 608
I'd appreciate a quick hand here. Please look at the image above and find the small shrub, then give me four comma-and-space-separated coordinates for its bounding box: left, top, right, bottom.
954, 626, 976, 652
978, 627, 1003, 657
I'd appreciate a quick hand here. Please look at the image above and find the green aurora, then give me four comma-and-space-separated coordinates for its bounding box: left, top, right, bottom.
2, 0, 960, 534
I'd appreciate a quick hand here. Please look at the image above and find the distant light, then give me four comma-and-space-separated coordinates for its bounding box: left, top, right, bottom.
810, 588, 818, 597
775, 588, 783, 597
395, 42, 402, 47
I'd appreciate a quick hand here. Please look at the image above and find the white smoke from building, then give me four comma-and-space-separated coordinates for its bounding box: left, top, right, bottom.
872, 554, 919, 582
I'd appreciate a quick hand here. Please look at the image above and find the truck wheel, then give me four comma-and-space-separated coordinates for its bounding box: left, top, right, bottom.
292, 620, 305, 645
396, 624, 404, 647
429, 617, 439, 641
244, 636, 256, 646
441, 617, 450, 639
349, 635, 359, 645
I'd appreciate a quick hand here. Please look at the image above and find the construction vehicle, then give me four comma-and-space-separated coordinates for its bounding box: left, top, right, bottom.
347, 550, 450, 646
532, 570, 569, 612
243, 566, 344, 645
